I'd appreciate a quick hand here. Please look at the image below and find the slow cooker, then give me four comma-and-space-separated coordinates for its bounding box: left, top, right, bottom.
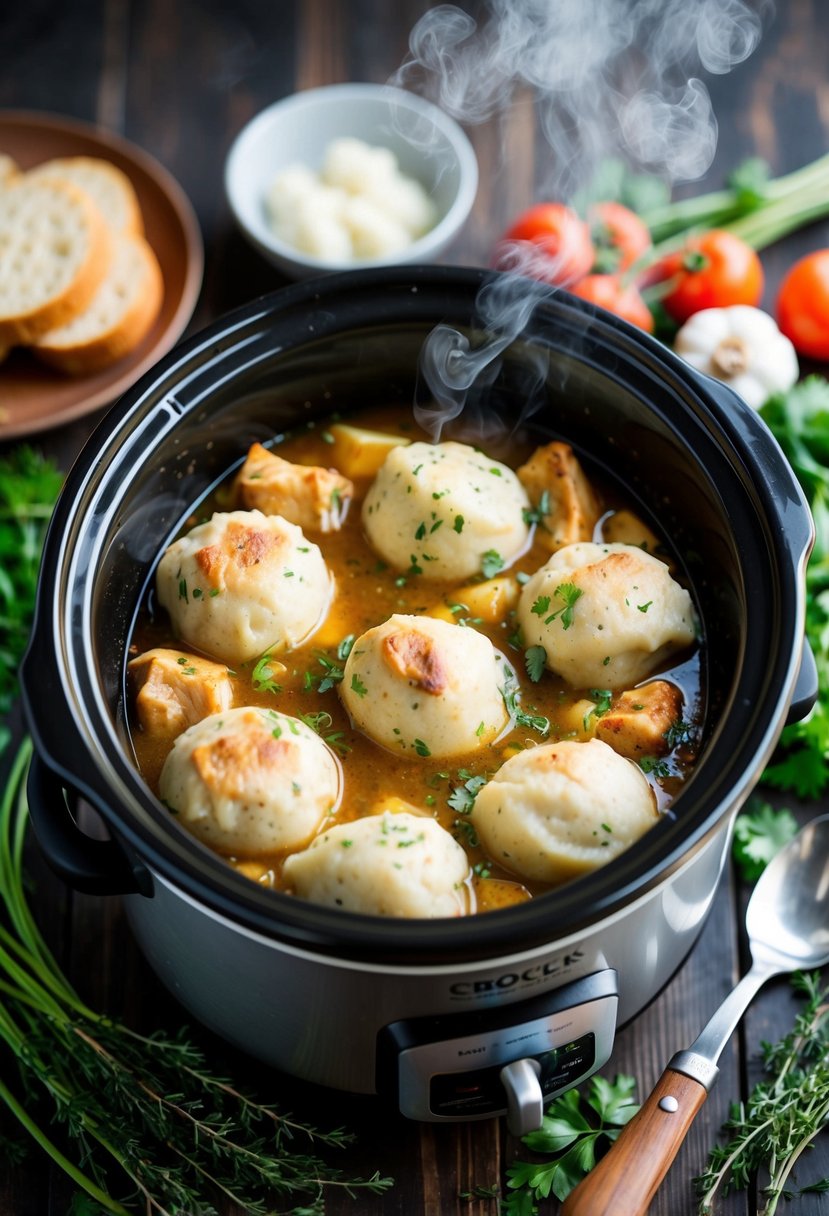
21, 266, 815, 1135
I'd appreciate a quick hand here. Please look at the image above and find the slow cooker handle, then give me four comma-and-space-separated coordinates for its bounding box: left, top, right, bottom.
786, 638, 818, 726
27, 754, 152, 897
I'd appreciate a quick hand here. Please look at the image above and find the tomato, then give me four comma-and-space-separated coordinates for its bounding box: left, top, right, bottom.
653, 230, 764, 323
589, 201, 652, 272
570, 274, 654, 333
494, 203, 594, 286
777, 250, 829, 359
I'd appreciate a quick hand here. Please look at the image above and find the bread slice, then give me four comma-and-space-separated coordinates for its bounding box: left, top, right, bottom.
26, 156, 143, 236
0, 178, 112, 345
0, 155, 20, 186
34, 232, 163, 374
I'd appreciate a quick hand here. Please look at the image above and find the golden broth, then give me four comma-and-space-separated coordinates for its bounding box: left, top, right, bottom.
128, 405, 703, 913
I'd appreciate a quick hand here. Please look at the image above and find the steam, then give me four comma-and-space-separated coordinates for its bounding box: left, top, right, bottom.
391, 0, 770, 438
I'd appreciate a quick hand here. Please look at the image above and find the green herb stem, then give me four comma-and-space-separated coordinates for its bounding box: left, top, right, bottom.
0, 1076, 130, 1215
641, 150, 829, 241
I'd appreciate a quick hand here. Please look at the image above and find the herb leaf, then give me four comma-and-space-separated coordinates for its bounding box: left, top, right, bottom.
524, 645, 547, 683
696, 971, 829, 1216
0, 740, 389, 1213
732, 799, 798, 883
505, 1075, 639, 1207
0, 446, 63, 717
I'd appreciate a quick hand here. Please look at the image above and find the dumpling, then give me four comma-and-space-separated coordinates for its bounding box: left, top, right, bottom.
339, 613, 509, 758
159, 706, 341, 855
362, 440, 530, 580
517, 541, 697, 689
472, 738, 658, 884
283, 809, 471, 917
155, 509, 332, 665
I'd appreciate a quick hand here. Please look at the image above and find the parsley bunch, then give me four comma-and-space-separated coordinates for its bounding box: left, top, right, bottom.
0, 740, 392, 1214
502, 1074, 639, 1213
697, 972, 829, 1216
0, 446, 63, 724
759, 377, 829, 797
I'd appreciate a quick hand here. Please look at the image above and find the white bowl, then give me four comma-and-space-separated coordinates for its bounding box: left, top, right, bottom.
224, 83, 478, 278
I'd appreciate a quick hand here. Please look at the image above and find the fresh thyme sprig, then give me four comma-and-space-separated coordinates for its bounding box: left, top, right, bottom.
0, 739, 393, 1215
696, 971, 829, 1216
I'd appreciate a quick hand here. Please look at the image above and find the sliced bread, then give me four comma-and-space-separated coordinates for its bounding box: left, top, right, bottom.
26, 156, 144, 236
34, 232, 163, 374
0, 155, 20, 186
0, 178, 112, 345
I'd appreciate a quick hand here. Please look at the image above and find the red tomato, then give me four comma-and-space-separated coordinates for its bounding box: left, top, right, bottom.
777, 250, 829, 359
589, 201, 652, 272
571, 274, 654, 333
654, 230, 764, 323
494, 203, 595, 286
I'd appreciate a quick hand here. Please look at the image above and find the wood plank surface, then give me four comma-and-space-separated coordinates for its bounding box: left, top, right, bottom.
1, 2, 828, 1214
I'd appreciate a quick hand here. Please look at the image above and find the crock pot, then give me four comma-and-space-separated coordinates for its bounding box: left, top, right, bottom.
21, 266, 815, 1134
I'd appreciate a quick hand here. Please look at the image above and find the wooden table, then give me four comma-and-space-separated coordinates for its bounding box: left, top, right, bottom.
2, 2, 828, 1213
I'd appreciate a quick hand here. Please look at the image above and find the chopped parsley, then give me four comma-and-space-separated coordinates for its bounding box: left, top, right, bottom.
413, 738, 432, 757
639, 755, 670, 778
481, 549, 504, 579
303, 652, 345, 693
502, 668, 550, 737
524, 645, 547, 683
523, 489, 551, 528
453, 515, 465, 533
350, 674, 368, 698
447, 772, 489, 814
251, 649, 283, 694
664, 718, 694, 748
297, 710, 351, 756
551, 582, 584, 629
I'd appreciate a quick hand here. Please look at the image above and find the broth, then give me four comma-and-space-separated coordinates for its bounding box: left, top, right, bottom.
127, 404, 703, 914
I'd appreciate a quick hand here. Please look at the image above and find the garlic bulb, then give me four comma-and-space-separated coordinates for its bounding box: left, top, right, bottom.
674, 305, 798, 409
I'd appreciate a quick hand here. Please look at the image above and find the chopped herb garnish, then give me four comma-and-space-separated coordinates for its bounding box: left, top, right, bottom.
453, 515, 465, 533
447, 773, 488, 814
523, 489, 551, 528
413, 738, 431, 757
525, 645, 547, 683
481, 549, 504, 579
549, 582, 584, 630
664, 718, 694, 748
637, 600, 653, 613
350, 674, 368, 698
502, 668, 550, 736
639, 755, 670, 778
251, 649, 284, 695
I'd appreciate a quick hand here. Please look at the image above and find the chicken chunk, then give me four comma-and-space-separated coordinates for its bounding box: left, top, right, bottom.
235, 442, 353, 533
601, 509, 672, 568
594, 680, 684, 759
517, 441, 601, 551
129, 648, 233, 737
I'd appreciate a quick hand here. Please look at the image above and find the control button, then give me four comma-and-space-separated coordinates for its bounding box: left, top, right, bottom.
499, 1058, 543, 1137
658, 1095, 679, 1113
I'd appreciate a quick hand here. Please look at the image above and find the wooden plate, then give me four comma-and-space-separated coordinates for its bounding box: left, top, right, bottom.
0, 111, 204, 439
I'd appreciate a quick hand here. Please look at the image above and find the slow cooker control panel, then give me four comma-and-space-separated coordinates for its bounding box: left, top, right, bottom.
377, 970, 617, 1125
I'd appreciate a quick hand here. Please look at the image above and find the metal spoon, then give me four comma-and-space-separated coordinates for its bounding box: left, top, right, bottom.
561, 813, 829, 1216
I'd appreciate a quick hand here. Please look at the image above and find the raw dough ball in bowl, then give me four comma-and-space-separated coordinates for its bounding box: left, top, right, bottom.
517, 541, 697, 689
156, 509, 332, 665
159, 706, 341, 855
339, 613, 509, 758
362, 440, 530, 579
473, 738, 658, 884
283, 809, 471, 917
